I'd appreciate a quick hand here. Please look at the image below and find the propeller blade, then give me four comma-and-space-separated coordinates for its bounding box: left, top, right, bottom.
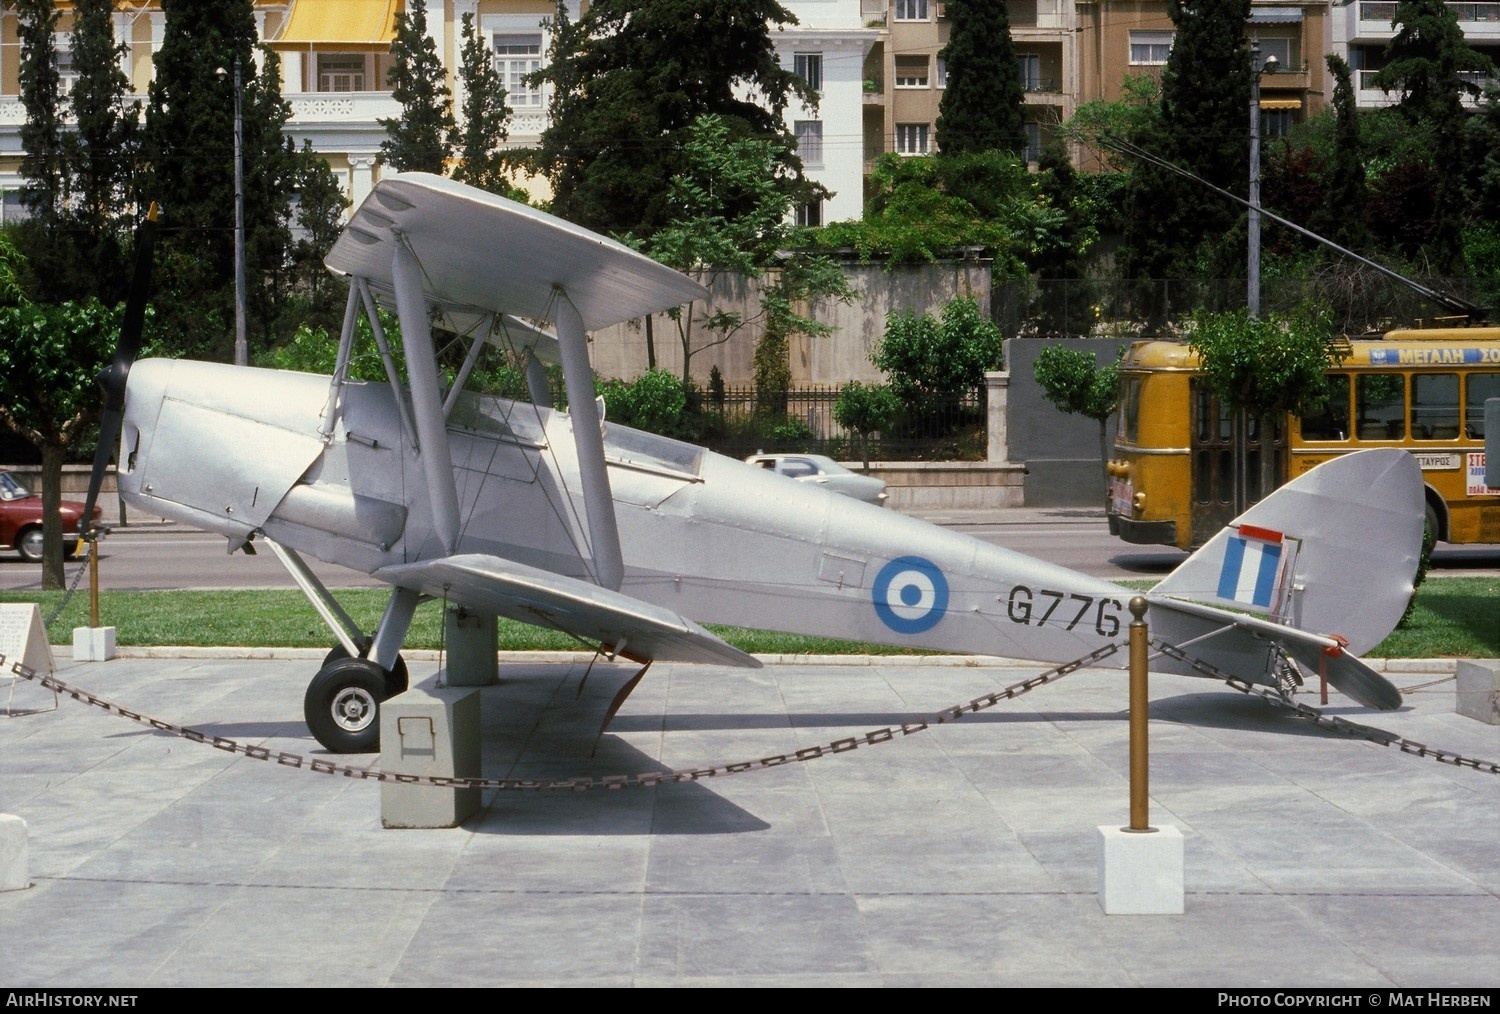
81, 202, 157, 539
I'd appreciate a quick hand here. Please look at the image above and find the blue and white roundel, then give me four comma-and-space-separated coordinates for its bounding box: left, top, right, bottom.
872, 555, 950, 635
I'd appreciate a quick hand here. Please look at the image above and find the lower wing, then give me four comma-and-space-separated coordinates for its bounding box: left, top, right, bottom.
374, 554, 760, 669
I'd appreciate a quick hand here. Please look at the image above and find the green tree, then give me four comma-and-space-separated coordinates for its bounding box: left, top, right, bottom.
288, 141, 351, 336
643, 114, 832, 387
873, 296, 1004, 416
13, 0, 68, 294
833, 381, 900, 469
1033, 344, 1119, 496
528, 0, 812, 239
0, 233, 126, 588
142, 0, 296, 359
813, 151, 1054, 273
1320, 54, 1371, 255
449, 11, 521, 198
935, 0, 1028, 156
1373, 0, 1494, 275
1186, 305, 1342, 509
61, 0, 140, 305
380, 0, 455, 174
1120, 0, 1251, 312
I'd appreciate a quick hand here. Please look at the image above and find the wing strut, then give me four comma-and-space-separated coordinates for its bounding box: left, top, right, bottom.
392, 235, 462, 555
556, 292, 623, 590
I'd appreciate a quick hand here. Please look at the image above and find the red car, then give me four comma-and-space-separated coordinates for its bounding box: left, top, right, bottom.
0, 469, 100, 562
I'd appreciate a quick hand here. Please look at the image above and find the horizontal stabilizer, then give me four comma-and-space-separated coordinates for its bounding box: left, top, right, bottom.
1145, 594, 1402, 710
374, 554, 760, 670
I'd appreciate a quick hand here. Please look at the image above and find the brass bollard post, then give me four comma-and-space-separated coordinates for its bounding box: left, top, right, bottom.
1128, 595, 1152, 832
88, 537, 101, 629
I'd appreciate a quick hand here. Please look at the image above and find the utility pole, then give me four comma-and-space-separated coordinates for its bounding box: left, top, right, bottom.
1248, 39, 1278, 318
218, 61, 247, 367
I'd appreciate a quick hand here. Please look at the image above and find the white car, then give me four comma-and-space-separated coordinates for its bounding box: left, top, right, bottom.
744, 453, 888, 506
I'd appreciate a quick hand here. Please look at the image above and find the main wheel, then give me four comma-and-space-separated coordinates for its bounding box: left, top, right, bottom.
16, 526, 42, 563
304, 657, 388, 754
322, 644, 409, 697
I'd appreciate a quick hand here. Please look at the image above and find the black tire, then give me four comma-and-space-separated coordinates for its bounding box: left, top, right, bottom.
16, 526, 42, 563
304, 657, 388, 754
322, 644, 409, 697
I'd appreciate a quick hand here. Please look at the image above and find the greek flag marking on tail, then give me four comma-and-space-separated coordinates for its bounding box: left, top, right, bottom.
1216, 525, 1285, 608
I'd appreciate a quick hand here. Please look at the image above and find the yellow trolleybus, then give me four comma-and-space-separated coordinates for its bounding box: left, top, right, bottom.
1107, 326, 1500, 551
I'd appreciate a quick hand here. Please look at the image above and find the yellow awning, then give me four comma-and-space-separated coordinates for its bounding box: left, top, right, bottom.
1259, 98, 1303, 110
270, 0, 400, 50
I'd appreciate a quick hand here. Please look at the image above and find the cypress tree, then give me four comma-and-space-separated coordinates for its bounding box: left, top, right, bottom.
449, 11, 518, 197
935, 0, 1028, 156
380, 0, 455, 174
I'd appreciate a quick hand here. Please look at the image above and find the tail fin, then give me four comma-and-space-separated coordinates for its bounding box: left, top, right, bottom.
1153, 449, 1423, 653
1146, 449, 1423, 709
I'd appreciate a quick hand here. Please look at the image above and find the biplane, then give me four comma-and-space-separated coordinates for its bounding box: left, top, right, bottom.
81, 173, 1425, 753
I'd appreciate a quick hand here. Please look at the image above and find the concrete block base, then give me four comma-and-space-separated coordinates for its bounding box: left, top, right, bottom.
0, 814, 29, 891
71, 626, 116, 662
1097, 824, 1184, 915
1455, 659, 1500, 725
380, 685, 481, 829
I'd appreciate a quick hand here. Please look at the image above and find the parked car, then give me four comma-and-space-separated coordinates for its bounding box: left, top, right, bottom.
743, 453, 888, 506
0, 470, 99, 562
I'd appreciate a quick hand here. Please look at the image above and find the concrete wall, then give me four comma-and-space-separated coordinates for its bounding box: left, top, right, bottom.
1004, 334, 1134, 508
588, 255, 993, 387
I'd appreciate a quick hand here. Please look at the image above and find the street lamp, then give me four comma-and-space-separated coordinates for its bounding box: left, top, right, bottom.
1248, 39, 1278, 317
217, 61, 247, 367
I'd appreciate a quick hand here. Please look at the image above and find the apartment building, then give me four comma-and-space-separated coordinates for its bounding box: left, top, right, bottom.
0, 1, 876, 226
1076, 1, 1332, 142
1, 0, 1488, 229
1331, 0, 1500, 108
860, 0, 1077, 167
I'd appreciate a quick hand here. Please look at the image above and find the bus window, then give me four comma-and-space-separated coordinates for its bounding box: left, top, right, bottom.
1118, 376, 1141, 444
1356, 374, 1406, 441
1466, 372, 1500, 439
1411, 373, 1460, 440
1300, 374, 1350, 441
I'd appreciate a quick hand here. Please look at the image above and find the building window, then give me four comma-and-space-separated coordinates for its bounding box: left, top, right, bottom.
1260, 107, 1294, 137
1023, 122, 1042, 163
936, 57, 947, 87
494, 32, 544, 108
1129, 31, 1174, 66
895, 0, 930, 20
794, 52, 823, 92
317, 54, 366, 92
796, 200, 823, 227
895, 55, 929, 88
1016, 53, 1041, 91
55, 35, 78, 95
1256, 37, 1293, 72
896, 123, 929, 155
795, 120, 824, 167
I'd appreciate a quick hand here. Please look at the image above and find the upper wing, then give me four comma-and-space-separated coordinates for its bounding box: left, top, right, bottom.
325, 172, 709, 332
374, 554, 761, 670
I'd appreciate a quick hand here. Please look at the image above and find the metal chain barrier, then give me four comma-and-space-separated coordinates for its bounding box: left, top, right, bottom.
42, 543, 94, 629
1150, 638, 1500, 775
1, 643, 1124, 791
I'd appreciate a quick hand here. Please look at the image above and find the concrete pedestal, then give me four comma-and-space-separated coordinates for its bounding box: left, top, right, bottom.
443, 607, 497, 687
71, 626, 116, 662
1455, 659, 1500, 725
1097, 824, 1184, 915
379, 686, 480, 829
0, 814, 29, 891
